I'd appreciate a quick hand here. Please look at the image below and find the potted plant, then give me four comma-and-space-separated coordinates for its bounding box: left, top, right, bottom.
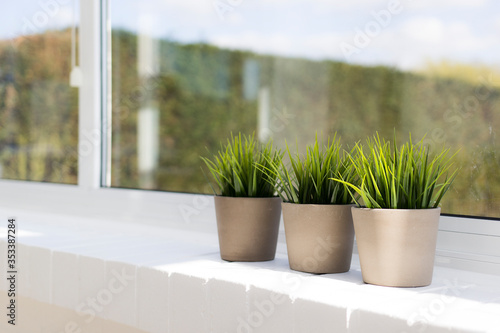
263, 135, 357, 274
201, 133, 283, 262
334, 134, 459, 287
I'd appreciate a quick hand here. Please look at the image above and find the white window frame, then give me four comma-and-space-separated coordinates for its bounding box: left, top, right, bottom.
0, 0, 498, 274
0, 0, 202, 226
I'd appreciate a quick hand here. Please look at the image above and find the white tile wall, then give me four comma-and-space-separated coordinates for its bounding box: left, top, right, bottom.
293, 299, 348, 333
52, 251, 79, 309
207, 279, 248, 333
77, 255, 106, 321
168, 273, 210, 333
2, 211, 500, 333
0, 240, 6, 291
102, 261, 137, 327
16, 243, 30, 299
27, 246, 52, 304
137, 266, 169, 333
246, 287, 294, 333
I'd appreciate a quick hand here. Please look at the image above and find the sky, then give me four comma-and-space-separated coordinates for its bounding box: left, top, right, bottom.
2, 0, 500, 71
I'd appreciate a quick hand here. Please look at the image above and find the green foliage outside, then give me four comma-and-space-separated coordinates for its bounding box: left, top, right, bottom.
0, 28, 499, 217
0, 30, 78, 184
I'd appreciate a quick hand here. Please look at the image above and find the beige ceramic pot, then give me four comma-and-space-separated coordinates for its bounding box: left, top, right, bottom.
214, 196, 282, 261
282, 203, 355, 274
352, 207, 441, 287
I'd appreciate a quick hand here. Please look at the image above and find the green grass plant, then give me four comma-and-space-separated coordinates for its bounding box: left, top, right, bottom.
333, 133, 459, 209
201, 133, 283, 197
262, 135, 357, 204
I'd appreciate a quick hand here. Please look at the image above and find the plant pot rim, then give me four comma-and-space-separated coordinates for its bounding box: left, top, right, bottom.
282, 202, 355, 207
352, 207, 441, 212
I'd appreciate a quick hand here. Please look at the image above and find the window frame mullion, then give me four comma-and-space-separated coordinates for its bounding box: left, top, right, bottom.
78, 0, 103, 190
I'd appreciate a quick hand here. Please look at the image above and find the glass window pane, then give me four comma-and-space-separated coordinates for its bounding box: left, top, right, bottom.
109, 0, 500, 218
0, 1, 78, 183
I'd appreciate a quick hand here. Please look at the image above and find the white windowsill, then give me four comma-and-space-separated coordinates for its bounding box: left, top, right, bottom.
1, 206, 499, 333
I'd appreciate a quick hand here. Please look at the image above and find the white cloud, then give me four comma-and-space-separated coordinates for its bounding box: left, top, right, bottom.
208, 10, 499, 71
250, 0, 487, 11
253, 0, 388, 8
210, 31, 347, 60
211, 32, 295, 56
48, 5, 73, 28
496, 17, 500, 32
400, 18, 495, 54
145, 0, 214, 15
407, 0, 488, 10
361, 16, 498, 69
401, 17, 445, 44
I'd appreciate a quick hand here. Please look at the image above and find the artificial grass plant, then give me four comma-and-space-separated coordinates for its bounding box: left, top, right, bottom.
333, 133, 459, 209
201, 133, 283, 197
262, 134, 357, 204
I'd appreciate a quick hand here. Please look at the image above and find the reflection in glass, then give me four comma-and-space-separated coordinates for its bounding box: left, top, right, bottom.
0, 1, 78, 183
109, 0, 500, 217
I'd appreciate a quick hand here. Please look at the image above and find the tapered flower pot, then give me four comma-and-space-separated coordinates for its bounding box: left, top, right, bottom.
352, 207, 441, 287
282, 203, 355, 274
215, 196, 282, 261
